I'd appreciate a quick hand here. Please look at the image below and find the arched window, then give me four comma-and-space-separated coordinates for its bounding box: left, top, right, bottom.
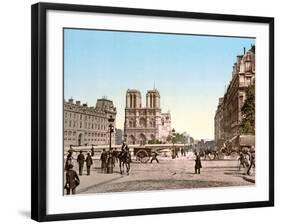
130, 94, 132, 108
134, 95, 136, 108
139, 117, 146, 127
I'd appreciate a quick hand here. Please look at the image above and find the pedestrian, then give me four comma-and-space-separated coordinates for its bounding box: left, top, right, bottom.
64, 164, 80, 195
64, 151, 73, 171
180, 148, 184, 156
91, 145, 95, 157
150, 151, 159, 163
106, 149, 114, 174
113, 148, 118, 165
238, 152, 246, 170
100, 149, 107, 173
85, 153, 93, 175
176, 148, 179, 158
194, 152, 202, 174
77, 150, 85, 176
247, 147, 255, 175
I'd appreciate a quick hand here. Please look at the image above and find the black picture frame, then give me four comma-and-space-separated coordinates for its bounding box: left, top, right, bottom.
31, 2, 274, 222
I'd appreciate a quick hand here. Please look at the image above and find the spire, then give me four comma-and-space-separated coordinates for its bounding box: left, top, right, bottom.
153, 81, 155, 90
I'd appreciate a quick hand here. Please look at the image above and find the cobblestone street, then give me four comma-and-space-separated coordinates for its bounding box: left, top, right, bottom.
65, 156, 255, 195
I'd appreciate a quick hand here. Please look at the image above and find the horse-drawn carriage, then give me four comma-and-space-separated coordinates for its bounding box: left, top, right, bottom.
202, 134, 255, 160
134, 147, 153, 163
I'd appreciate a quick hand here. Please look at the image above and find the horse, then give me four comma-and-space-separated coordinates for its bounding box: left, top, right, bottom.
118, 150, 131, 175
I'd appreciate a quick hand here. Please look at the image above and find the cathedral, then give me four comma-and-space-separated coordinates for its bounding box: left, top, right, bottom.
124, 89, 171, 145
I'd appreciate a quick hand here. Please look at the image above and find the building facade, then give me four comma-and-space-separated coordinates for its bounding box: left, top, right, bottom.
124, 89, 171, 145
214, 97, 224, 149
214, 45, 255, 150
64, 98, 116, 147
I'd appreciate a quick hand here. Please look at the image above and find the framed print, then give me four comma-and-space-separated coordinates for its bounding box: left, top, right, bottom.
31, 2, 274, 222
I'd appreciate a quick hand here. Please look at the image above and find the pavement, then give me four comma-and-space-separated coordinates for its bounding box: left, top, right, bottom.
64, 156, 255, 195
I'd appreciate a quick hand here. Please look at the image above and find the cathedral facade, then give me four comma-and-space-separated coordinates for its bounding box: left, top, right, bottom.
124, 89, 171, 145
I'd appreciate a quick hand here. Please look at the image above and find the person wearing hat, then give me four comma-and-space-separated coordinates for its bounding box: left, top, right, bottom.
77, 150, 85, 176
150, 151, 159, 163
100, 149, 107, 173
90, 145, 95, 157
238, 152, 246, 170
106, 149, 114, 174
194, 152, 202, 174
85, 153, 93, 175
247, 146, 255, 175
64, 151, 73, 171
64, 164, 80, 195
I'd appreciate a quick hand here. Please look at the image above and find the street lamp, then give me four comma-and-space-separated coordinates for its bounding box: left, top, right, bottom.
108, 115, 115, 151
172, 128, 176, 159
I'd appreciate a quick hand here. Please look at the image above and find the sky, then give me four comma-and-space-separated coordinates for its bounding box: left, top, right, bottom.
64, 28, 255, 140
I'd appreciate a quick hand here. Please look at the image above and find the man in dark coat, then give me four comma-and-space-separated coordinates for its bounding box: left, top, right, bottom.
113, 148, 118, 165
64, 164, 80, 195
100, 149, 107, 173
238, 152, 246, 170
77, 150, 85, 176
64, 151, 73, 171
91, 145, 95, 157
247, 148, 255, 175
150, 151, 159, 163
194, 152, 202, 174
106, 149, 114, 174
85, 153, 93, 175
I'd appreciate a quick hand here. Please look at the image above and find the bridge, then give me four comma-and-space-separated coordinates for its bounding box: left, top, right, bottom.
65, 143, 188, 151
64, 143, 192, 163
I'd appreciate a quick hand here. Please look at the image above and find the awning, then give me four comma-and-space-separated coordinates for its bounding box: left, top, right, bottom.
239, 135, 255, 146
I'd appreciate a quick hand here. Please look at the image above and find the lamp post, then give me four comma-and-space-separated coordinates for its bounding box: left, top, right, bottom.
108, 115, 115, 151
106, 115, 115, 174
172, 128, 176, 159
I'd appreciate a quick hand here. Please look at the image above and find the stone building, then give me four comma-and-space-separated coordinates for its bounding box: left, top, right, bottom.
64, 98, 116, 147
214, 45, 255, 150
214, 97, 224, 149
124, 89, 171, 145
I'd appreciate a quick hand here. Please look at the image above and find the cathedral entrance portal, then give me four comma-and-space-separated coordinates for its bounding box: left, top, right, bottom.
128, 135, 136, 145
139, 134, 146, 145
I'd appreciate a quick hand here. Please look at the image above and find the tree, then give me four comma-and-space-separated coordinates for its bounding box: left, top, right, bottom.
148, 139, 161, 144
240, 84, 255, 134
166, 135, 172, 143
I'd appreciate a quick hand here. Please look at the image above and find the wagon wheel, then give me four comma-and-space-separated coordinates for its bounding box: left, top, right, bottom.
208, 153, 215, 160
135, 150, 150, 163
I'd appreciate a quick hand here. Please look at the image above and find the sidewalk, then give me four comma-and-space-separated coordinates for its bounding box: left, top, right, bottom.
72, 162, 123, 193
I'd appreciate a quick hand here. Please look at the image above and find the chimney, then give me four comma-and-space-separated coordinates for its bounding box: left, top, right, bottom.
68, 98, 73, 104
76, 101, 80, 106
243, 47, 246, 54
83, 103, 88, 107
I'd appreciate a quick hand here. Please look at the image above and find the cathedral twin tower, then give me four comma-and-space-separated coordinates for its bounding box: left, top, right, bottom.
124, 89, 171, 145
126, 89, 160, 109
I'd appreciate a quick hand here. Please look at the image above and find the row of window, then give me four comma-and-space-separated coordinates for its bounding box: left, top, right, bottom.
64, 112, 107, 123
64, 138, 107, 142
128, 121, 156, 128
64, 119, 107, 130
64, 131, 107, 138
